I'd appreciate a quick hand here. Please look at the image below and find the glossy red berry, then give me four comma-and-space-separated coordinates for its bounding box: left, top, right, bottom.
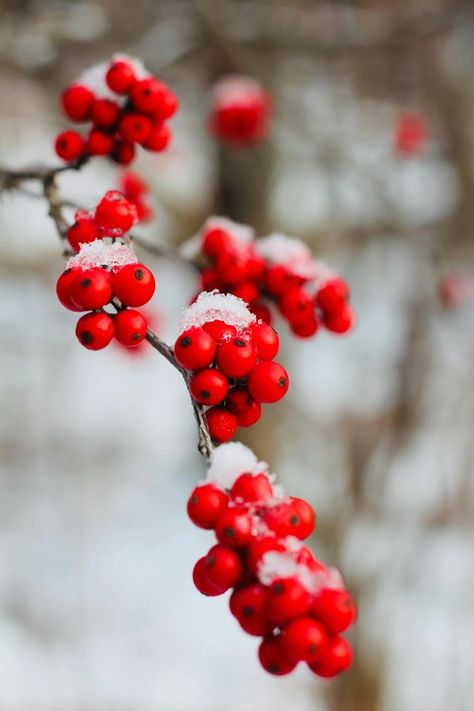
316, 278, 349, 313
187, 483, 228, 529
121, 171, 147, 201
174, 328, 216, 370
312, 589, 357, 634
266, 578, 311, 625
87, 128, 115, 156
55, 131, 85, 161
290, 316, 319, 338
91, 98, 120, 128
202, 320, 237, 343
281, 617, 328, 663
232, 281, 260, 305
247, 361, 289, 403
75, 312, 114, 350
229, 584, 272, 636
119, 113, 153, 145
263, 265, 291, 296
308, 636, 353, 678
203, 545, 242, 591
206, 407, 238, 443
216, 337, 257, 378
190, 368, 229, 405
61, 84, 94, 121
280, 287, 314, 323
95, 191, 137, 232
112, 141, 136, 165
113, 309, 148, 346
131, 77, 168, 114
263, 497, 315, 540
192, 557, 223, 596
69, 268, 113, 310
258, 635, 297, 676
226, 387, 261, 427
105, 59, 136, 94
66, 217, 100, 252
251, 322, 279, 360
215, 506, 254, 547
202, 229, 232, 258
112, 264, 155, 307
230, 472, 273, 503
250, 302, 272, 324
56, 268, 82, 311
246, 537, 286, 574
143, 124, 171, 152
323, 304, 354, 334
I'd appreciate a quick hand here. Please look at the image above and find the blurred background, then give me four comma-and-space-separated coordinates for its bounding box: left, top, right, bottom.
1, 0, 474, 709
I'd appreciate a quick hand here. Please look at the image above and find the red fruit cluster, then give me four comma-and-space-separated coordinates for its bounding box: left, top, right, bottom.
394, 111, 427, 157
209, 75, 272, 147
188, 443, 356, 679
191, 221, 354, 338
55, 55, 177, 164
56, 193, 155, 351
174, 292, 289, 443
120, 171, 153, 223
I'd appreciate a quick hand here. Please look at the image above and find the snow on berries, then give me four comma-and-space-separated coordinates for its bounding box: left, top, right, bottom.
209, 75, 272, 147
184, 218, 355, 338
55, 54, 177, 165
56, 191, 155, 351
175, 292, 289, 442
187, 442, 356, 679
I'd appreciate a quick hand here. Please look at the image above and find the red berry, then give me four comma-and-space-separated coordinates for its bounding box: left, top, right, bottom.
230, 472, 273, 503
323, 304, 354, 334
226, 387, 261, 427
75, 312, 114, 350
206, 406, 238, 442
216, 337, 257, 378
69, 268, 113, 310
290, 316, 319, 338
87, 129, 115, 156
251, 322, 279, 360
95, 191, 137, 232
174, 328, 216, 370
312, 589, 357, 634
142, 124, 171, 152
160, 89, 179, 120
247, 361, 289, 403
258, 635, 297, 676
202, 320, 237, 343
190, 368, 229, 405
56, 268, 82, 311
131, 77, 168, 114
105, 59, 136, 94
55, 131, 85, 162
229, 584, 272, 636
61, 84, 94, 122
232, 281, 260, 305
308, 636, 353, 678
113, 309, 148, 346
119, 113, 153, 145
316, 278, 349, 313
192, 557, 223, 596
215, 251, 248, 286
202, 228, 232, 258
395, 112, 427, 157
112, 141, 136, 165
266, 578, 311, 625
91, 98, 120, 128
250, 302, 272, 324
187, 483, 228, 529
122, 171, 147, 201
203, 544, 242, 591
280, 287, 314, 323
263, 497, 315, 540
112, 264, 155, 307
246, 537, 286, 574
281, 617, 328, 663
211, 81, 272, 147
215, 506, 253, 547
263, 265, 291, 296
66, 217, 100, 252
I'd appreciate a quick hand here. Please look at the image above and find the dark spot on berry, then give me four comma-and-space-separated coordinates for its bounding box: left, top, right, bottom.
80, 278, 91, 288
132, 333, 141, 342
180, 336, 191, 347
223, 527, 235, 538
308, 643, 319, 654
134, 268, 144, 281
143, 88, 151, 96
278, 377, 287, 388
273, 582, 285, 595
63, 268, 71, 275
190, 494, 199, 505
289, 514, 300, 526
268, 663, 280, 674
235, 339, 247, 348
199, 390, 211, 400
205, 555, 216, 568
80, 331, 93, 344
341, 596, 352, 609
242, 605, 254, 618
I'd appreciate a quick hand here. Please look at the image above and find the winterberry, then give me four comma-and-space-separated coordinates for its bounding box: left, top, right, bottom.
56, 268, 82, 312
203, 544, 242, 591
311, 589, 357, 634
187, 483, 228, 529
192, 557, 223, 596
66, 217, 100, 252
281, 617, 328, 663
174, 328, 216, 371
112, 264, 155, 307
247, 361, 289, 403
142, 124, 171, 152
323, 304, 354, 334
91, 98, 120, 129
316, 278, 349, 313
251, 322, 279, 361
229, 584, 272, 636
105, 59, 136, 94
206, 406, 238, 443
226, 387, 261, 427
258, 635, 297, 676
95, 191, 137, 232
202, 320, 237, 343
119, 113, 153, 145
266, 578, 311, 625
230, 472, 273, 503
69, 268, 113, 310
113, 309, 148, 347
75, 312, 114, 350
214, 506, 254, 547
216, 337, 256, 378
308, 636, 353, 678
61, 84, 94, 122
87, 128, 115, 156
55, 131, 85, 161
190, 368, 229, 406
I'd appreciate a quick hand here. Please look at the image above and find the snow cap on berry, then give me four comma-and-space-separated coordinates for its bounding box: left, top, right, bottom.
212, 75, 266, 106
205, 442, 268, 491
257, 233, 337, 288
67, 239, 138, 271
180, 216, 255, 259
258, 550, 344, 595
178, 291, 256, 335
78, 55, 149, 101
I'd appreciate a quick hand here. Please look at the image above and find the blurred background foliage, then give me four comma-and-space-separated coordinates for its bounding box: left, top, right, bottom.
0, 1, 474, 710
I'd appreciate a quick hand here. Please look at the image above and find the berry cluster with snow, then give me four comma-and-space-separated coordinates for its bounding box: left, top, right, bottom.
175, 292, 289, 442
188, 443, 356, 678
183, 218, 354, 338
56, 191, 155, 351
55, 55, 177, 165
209, 75, 272, 147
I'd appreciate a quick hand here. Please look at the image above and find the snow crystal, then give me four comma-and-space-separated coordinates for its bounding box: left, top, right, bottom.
177, 291, 256, 335
258, 550, 333, 595
67, 240, 138, 271
205, 442, 268, 490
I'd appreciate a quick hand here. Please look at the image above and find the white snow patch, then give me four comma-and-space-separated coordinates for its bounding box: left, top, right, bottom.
205, 442, 268, 490
258, 551, 343, 595
212, 75, 265, 107
77, 54, 149, 101
256, 232, 337, 286
67, 240, 138, 271
177, 291, 256, 335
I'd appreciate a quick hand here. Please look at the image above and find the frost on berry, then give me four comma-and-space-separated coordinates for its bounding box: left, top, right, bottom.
180, 216, 255, 260
256, 233, 336, 289
178, 291, 256, 335
67, 240, 138, 272
205, 442, 269, 491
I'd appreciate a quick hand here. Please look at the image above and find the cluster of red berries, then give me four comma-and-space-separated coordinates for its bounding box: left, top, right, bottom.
55, 55, 177, 165
56, 192, 155, 351
120, 171, 153, 223
188, 220, 354, 338
209, 75, 272, 147
188, 443, 356, 678
174, 293, 289, 443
